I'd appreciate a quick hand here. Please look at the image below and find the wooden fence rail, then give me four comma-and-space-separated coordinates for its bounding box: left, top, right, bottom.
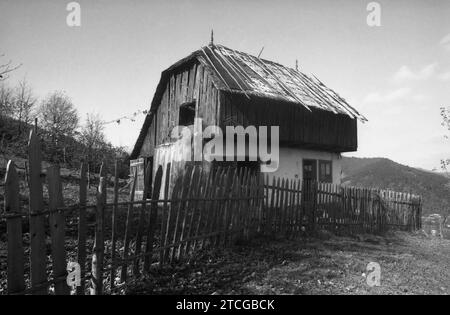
0, 131, 422, 295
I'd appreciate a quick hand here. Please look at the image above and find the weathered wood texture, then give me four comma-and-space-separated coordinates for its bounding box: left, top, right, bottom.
27, 130, 47, 295
219, 92, 357, 151
77, 163, 87, 295
47, 166, 69, 295
136, 63, 357, 160
5, 161, 25, 294
140, 62, 219, 157
90, 177, 106, 295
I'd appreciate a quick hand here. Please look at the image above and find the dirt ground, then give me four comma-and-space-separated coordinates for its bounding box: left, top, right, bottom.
129, 231, 450, 295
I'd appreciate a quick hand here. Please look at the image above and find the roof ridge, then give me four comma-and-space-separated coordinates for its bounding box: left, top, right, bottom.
211, 44, 298, 72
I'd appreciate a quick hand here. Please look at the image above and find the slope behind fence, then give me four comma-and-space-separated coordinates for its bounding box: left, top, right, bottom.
1, 131, 422, 295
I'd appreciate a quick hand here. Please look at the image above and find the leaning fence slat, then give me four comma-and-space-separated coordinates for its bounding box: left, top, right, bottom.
90, 177, 106, 295
248, 172, 257, 239
193, 169, 214, 251
47, 165, 69, 295
190, 171, 207, 252
222, 168, 237, 245
204, 167, 222, 248
295, 179, 302, 236
217, 168, 233, 246
164, 166, 182, 263
248, 171, 257, 239
288, 179, 295, 238
239, 169, 248, 239
234, 173, 244, 242
28, 129, 47, 294
263, 175, 269, 234
120, 168, 138, 282
279, 178, 286, 235
227, 169, 240, 244
177, 166, 196, 260
159, 163, 172, 266
257, 174, 265, 233
242, 168, 251, 239
206, 168, 224, 247
5, 161, 25, 294
170, 169, 189, 263
144, 165, 163, 270
166, 176, 182, 262
109, 161, 119, 291
268, 177, 277, 235
134, 163, 154, 274
284, 179, 290, 236
77, 162, 87, 295
183, 168, 203, 258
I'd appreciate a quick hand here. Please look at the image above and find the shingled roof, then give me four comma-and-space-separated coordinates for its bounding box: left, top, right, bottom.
131, 44, 366, 158
194, 44, 366, 120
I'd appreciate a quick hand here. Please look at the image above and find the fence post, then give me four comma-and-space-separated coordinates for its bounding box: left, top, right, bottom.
418, 197, 422, 230
135, 163, 153, 274
28, 129, 47, 294
120, 169, 138, 283
90, 177, 106, 295
192, 169, 214, 252
311, 181, 318, 233
177, 166, 196, 259
77, 163, 87, 295
110, 160, 119, 290
183, 166, 203, 258
268, 177, 277, 236
169, 168, 191, 263
168, 176, 184, 262
5, 160, 25, 294
47, 165, 69, 295
159, 163, 172, 266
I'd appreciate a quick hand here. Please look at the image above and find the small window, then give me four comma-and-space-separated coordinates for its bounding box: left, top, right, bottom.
179, 102, 196, 126
319, 160, 332, 183
303, 159, 317, 181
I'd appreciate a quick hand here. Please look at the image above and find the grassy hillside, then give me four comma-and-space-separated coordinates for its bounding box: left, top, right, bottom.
342, 157, 450, 215
0, 115, 130, 178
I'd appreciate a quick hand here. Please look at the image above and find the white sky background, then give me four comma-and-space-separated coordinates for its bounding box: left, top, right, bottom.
1, 0, 449, 170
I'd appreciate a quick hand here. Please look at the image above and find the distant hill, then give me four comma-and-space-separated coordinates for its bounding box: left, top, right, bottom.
342, 157, 450, 215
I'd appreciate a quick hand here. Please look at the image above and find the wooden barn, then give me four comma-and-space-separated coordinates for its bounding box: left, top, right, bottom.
130, 43, 366, 196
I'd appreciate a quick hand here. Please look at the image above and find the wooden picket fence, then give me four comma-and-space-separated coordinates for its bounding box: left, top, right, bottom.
0, 130, 422, 295
261, 178, 422, 237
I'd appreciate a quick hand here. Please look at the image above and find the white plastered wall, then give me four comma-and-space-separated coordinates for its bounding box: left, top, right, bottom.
264, 146, 343, 184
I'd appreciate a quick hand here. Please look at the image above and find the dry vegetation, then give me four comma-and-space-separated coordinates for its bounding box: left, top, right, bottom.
128, 231, 450, 295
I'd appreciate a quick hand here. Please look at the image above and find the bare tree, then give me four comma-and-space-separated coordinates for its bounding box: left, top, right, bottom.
0, 83, 14, 118
12, 78, 37, 133
440, 106, 450, 235
441, 107, 450, 175
79, 113, 106, 167
0, 54, 21, 81
38, 91, 79, 163
0, 55, 21, 120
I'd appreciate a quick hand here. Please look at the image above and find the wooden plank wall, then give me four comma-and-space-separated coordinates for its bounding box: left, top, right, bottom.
140, 61, 220, 157
219, 92, 358, 152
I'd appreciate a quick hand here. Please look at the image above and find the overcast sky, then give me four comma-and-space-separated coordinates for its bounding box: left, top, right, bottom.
1, 0, 449, 170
